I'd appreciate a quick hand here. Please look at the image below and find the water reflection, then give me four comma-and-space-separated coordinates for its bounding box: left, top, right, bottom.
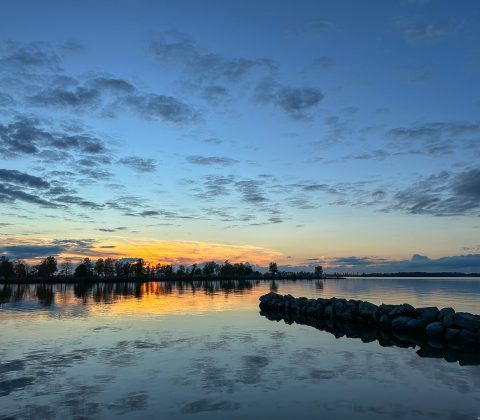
1, 278, 480, 420
0, 279, 258, 306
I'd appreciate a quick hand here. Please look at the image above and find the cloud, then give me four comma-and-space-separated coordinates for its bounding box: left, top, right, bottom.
389, 168, 480, 216
317, 253, 480, 273
201, 85, 229, 103
0, 92, 14, 107
119, 94, 199, 123
53, 194, 103, 210
0, 244, 65, 258
88, 76, 136, 94
234, 180, 268, 204
149, 35, 276, 82
0, 41, 62, 71
405, 23, 448, 43
388, 121, 480, 140
0, 184, 60, 208
387, 121, 480, 157
0, 238, 98, 259
202, 137, 223, 145
186, 155, 238, 166
27, 86, 100, 109
255, 79, 324, 119
119, 157, 157, 173
0, 115, 108, 158
0, 168, 50, 188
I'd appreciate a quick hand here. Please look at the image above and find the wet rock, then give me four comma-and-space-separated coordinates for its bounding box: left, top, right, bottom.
444, 328, 461, 342
416, 307, 439, 324
389, 303, 417, 319
374, 304, 396, 322
438, 307, 455, 323
407, 318, 426, 334
359, 301, 378, 320
458, 330, 478, 345
426, 322, 444, 339
450, 312, 480, 332
392, 316, 414, 333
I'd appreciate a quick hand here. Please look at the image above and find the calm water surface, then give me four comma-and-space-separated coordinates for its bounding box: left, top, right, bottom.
1, 278, 479, 419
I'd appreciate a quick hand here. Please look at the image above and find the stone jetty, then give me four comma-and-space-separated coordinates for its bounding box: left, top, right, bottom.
259, 292, 480, 365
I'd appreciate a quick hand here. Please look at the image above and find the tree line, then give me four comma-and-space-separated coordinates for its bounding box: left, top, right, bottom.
0, 256, 324, 282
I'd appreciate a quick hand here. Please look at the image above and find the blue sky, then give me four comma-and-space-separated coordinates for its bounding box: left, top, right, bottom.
0, 0, 479, 272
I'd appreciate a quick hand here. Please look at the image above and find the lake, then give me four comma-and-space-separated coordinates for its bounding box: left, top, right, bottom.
1, 278, 479, 419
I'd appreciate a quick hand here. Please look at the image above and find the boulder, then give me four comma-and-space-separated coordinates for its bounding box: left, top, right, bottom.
389, 303, 417, 318
450, 312, 480, 332
416, 307, 439, 324
407, 318, 426, 334
438, 307, 455, 322
374, 304, 396, 322
445, 328, 461, 342
359, 301, 378, 320
392, 316, 414, 333
426, 322, 444, 339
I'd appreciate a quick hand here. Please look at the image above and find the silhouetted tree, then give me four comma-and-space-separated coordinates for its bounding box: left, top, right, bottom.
74, 258, 94, 279
0, 256, 14, 280
269, 262, 278, 277
37, 256, 57, 279
202, 261, 219, 277
156, 264, 173, 278
104, 258, 115, 277
176, 265, 186, 278
59, 261, 73, 277
13, 260, 28, 279
133, 259, 145, 278
219, 260, 235, 277
95, 258, 105, 277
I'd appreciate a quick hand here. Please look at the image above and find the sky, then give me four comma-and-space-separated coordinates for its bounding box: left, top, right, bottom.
0, 0, 479, 273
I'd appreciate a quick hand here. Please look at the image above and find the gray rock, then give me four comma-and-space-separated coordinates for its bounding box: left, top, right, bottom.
416, 307, 439, 324
407, 318, 426, 334
426, 322, 444, 339
442, 313, 455, 328
359, 301, 378, 320
451, 312, 480, 332
445, 328, 461, 342
389, 303, 417, 319
392, 316, 414, 333
438, 307, 455, 322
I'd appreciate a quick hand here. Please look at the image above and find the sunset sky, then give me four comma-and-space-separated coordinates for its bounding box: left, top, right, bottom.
1, 0, 479, 272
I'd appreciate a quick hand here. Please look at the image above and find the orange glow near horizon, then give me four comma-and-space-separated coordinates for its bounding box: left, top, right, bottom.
58, 238, 286, 266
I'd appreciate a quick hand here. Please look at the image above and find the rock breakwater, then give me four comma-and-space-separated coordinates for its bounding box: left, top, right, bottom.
259, 292, 480, 365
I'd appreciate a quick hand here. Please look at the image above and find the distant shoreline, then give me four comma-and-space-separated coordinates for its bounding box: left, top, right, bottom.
2, 273, 480, 285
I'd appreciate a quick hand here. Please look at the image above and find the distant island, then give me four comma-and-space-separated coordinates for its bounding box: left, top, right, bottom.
1, 255, 479, 283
